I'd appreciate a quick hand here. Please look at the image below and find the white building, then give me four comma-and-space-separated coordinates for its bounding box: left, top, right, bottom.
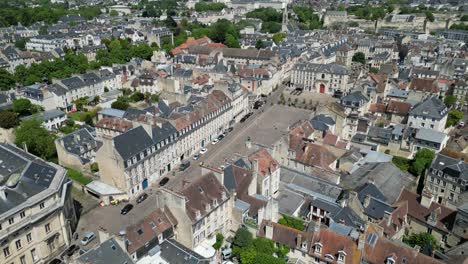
290, 63, 350, 95
408, 97, 448, 132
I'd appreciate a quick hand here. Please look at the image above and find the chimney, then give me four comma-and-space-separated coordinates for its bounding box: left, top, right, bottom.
420, 187, 434, 208
265, 221, 273, 239
0, 186, 7, 200
296, 233, 302, 249
358, 233, 366, 250
383, 211, 392, 227
363, 194, 371, 208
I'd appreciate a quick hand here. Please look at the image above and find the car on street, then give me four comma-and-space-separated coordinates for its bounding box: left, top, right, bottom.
120, 204, 134, 215
159, 177, 169, 186
49, 259, 64, 264
193, 153, 201, 160
179, 160, 190, 171
200, 148, 208, 154
253, 100, 263, 109
225, 127, 234, 133
65, 244, 80, 257
217, 134, 225, 141
212, 138, 219, 144
137, 193, 148, 204
240, 116, 247, 123
80, 232, 96, 246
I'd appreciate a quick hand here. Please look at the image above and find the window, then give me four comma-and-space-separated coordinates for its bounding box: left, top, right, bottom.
8, 218, 14, 225
39, 203, 45, 209
15, 239, 22, 249
314, 243, 322, 254
20, 255, 26, 264
27, 233, 32, 243
31, 249, 38, 262
45, 223, 51, 233
3, 247, 10, 258
20, 211, 25, 218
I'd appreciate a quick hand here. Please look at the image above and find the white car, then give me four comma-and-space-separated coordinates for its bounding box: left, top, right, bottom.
80, 232, 96, 246
193, 154, 201, 160
211, 139, 219, 145
200, 148, 208, 154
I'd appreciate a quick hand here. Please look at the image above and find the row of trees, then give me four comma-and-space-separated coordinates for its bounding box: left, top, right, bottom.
292, 6, 323, 30
450, 23, 468, 31
392, 148, 435, 177
0, 1, 101, 27
246, 8, 282, 33
194, 2, 226, 12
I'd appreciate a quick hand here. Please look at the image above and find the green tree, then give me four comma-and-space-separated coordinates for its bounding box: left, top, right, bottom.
255, 39, 265, 49
352, 52, 366, 64
0, 111, 19, 129
90, 162, 99, 172
261, 21, 281, 33
224, 34, 240, 48
246, 8, 282, 22
253, 237, 274, 255
403, 232, 439, 250
278, 215, 305, 231
462, 15, 468, 22
83, 112, 94, 126
109, 9, 118, 16
409, 148, 435, 176
213, 233, 224, 250
111, 100, 130, 110
14, 119, 56, 160
12, 98, 32, 116
425, 11, 435, 22
14, 38, 28, 51
233, 227, 253, 248
444, 95, 457, 108
446, 110, 463, 127
0, 69, 16, 91
195, 2, 227, 12
272, 32, 286, 44
369, 67, 379, 74
240, 246, 257, 264
39, 26, 48, 35
130, 92, 145, 102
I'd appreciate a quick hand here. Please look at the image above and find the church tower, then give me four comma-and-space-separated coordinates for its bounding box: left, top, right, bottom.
282, 4, 288, 32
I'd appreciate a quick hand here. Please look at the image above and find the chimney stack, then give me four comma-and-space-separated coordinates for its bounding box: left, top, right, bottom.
383, 211, 392, 227
420, 187, 434, 208
265, 221, 273, 240
363, 194, 371, 208
296, 233, 302, 249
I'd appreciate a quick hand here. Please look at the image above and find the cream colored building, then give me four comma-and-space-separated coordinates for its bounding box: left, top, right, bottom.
0, 143, 77, 264
290, 63, 350, 95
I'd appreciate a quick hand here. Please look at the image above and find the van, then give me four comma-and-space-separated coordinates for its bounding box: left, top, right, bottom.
222, 248, 232, 259
179, 160, 190, 171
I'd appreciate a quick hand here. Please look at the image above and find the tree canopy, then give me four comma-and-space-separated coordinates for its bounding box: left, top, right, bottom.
0, 111, 19, 129
293, 6, 323, 30
352, 52, 366, 64
403, 232, 440, 250
409, 148, 435, 176
194, 2, 226, 12
246, 8, 282, 23
14, 118, 56, 160
444, 95, 457, 108
446, 110, 463, 128
278, 215, 305, 231
0, 69, 16, 91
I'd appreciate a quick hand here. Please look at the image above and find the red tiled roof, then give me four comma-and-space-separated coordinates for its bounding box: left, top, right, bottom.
310, 227, 361, 264
386, 100, 412, 115
248, 148, 278, 177
369, 103, 387, 113
295, 143, 337, 170
323, 132, 338, 146
409, 78, 440, 93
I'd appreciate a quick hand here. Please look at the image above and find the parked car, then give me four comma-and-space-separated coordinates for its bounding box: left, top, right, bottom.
179, 160, 190, 171
80, 232, 96, 246
212, 138, 219, 144
217, 134, 225, 141
240, 116, 247, 123
65, 244, 80, 257
193, 153, 201, 160
225, 127, 234, 133
253, 100, 263, 109
49, 259, 63, 264
137, 193, 148, 204
200, 148, 208, 154
120, 204, 134, 215
159, 177, 169, 186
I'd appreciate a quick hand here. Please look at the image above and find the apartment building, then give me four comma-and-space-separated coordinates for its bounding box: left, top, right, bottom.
0, 143, 77, 264
95, 90, 237, 197
157, 173, 233, 251
425, 154, 468, 209
290, 63, 350, 95
408, 97, 448, 132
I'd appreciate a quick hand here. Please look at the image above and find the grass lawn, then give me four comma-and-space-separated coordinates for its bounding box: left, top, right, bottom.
68, 112, 84, 121
66, 168, 92, 185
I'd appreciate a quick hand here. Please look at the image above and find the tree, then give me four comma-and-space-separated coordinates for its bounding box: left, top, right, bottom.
403, 232, 439, 250
278, 215, 305, 231
409, 148, 435, 176
213, 233, 224, 250
39, 26, 48, 35
83, 112, 94, 126
352, 52, 366, 64
90, 162, 99, 172
111, 100, 130, 110
253, 237, 274, 255
14, 119, 56, 160
12, 98, 32, 116
14, 38, 27, 50
130, 92, 145, 102
240, 246, 257, 264
195, 2, 227, 12
255, 39, 265, 49
224, 34, 240, 48
233, 227, 253, 248
0, 69, 16, 91
261, 21, 282, 33
425, 11, 435, 22
369, 67, 379, 74
109, 9, 118, 16
446, 110, 463, 127
444, 95, 457, 108
272, 33, 286, 44
0, 111, 19, 129
462, 15, 468, 22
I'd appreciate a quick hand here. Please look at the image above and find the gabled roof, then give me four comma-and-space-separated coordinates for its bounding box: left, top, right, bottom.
430, 154, 468, 181
409, 97, 447, 120
113, 126, 154, 161
409, 78, 440, 93
76, 238, 134, 264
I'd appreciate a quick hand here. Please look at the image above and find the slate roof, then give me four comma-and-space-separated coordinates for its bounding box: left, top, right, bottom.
41, 109, 66, 121
410, 97, 447, 120
430, 154, 468, 182
293, 63, 349, 75
59, 128, 100, 163
75, 238, 134, 264
415, 128, 447, 143
158, 239, 210, 264
341, 91, 369, 105
113, 126, 154, 161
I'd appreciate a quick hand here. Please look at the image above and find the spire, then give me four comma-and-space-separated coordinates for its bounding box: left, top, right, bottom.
282, 3, 288, 32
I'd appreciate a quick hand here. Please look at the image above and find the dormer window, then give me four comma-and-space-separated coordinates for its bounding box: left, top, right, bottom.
196, 210, 201, 219
314, 242, 322, 254
338, 250, 347, 263
386, 256, 396, 264
206, 203, 211, 211
213, 199, 218, 207
301, 241, 307, 249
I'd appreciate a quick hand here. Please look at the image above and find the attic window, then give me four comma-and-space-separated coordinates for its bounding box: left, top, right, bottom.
111, 244, 116, 250
198, 187, 204, 193
149, 221, 156, 229
137, 229, 144, 235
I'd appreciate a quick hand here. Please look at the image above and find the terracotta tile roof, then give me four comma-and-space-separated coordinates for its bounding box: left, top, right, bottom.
369, 103, 387, 113
258, 220, 312, 250
288, 120, 315, 151
178, 173, 229, 223
95, 117, 133, 132
125, 207, 177, 254
323, 132, 338, 146
248, 148, 278, 177
396, 189, 456, 233
295, 143, 337, 170
409, 78, 440, 93
310, 227, 361, 264
377, 201, 408, 238
363, 231, 444, 264
386, 100, 412, 115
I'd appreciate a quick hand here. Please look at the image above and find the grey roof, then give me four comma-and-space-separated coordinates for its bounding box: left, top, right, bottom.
114, 126, 154, 161
158, 238, 209, 264
431, 154, 468, 182
341, 91, 369, 105
48, 83, 68, 96
311, 114, 335, 126
415, 128, 447, 143
278, 188, 306, 216
329, 206, 365, 229
152, 122, 177, 145
0, 144, 61, 215
361, 196, 394, 220
123, 108, 147, 120
293, 63, 349, 75
410, 97, 447, 120
356, 183, 387, 203
310, 120, 329, 132
61, 76, 85, 90
99, 108, 126, 118
76, 238, 134, 264
59, 128, 100, 163
387, 89, 409, 98
41, 109, 66, 121
342, 162, 417, 204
